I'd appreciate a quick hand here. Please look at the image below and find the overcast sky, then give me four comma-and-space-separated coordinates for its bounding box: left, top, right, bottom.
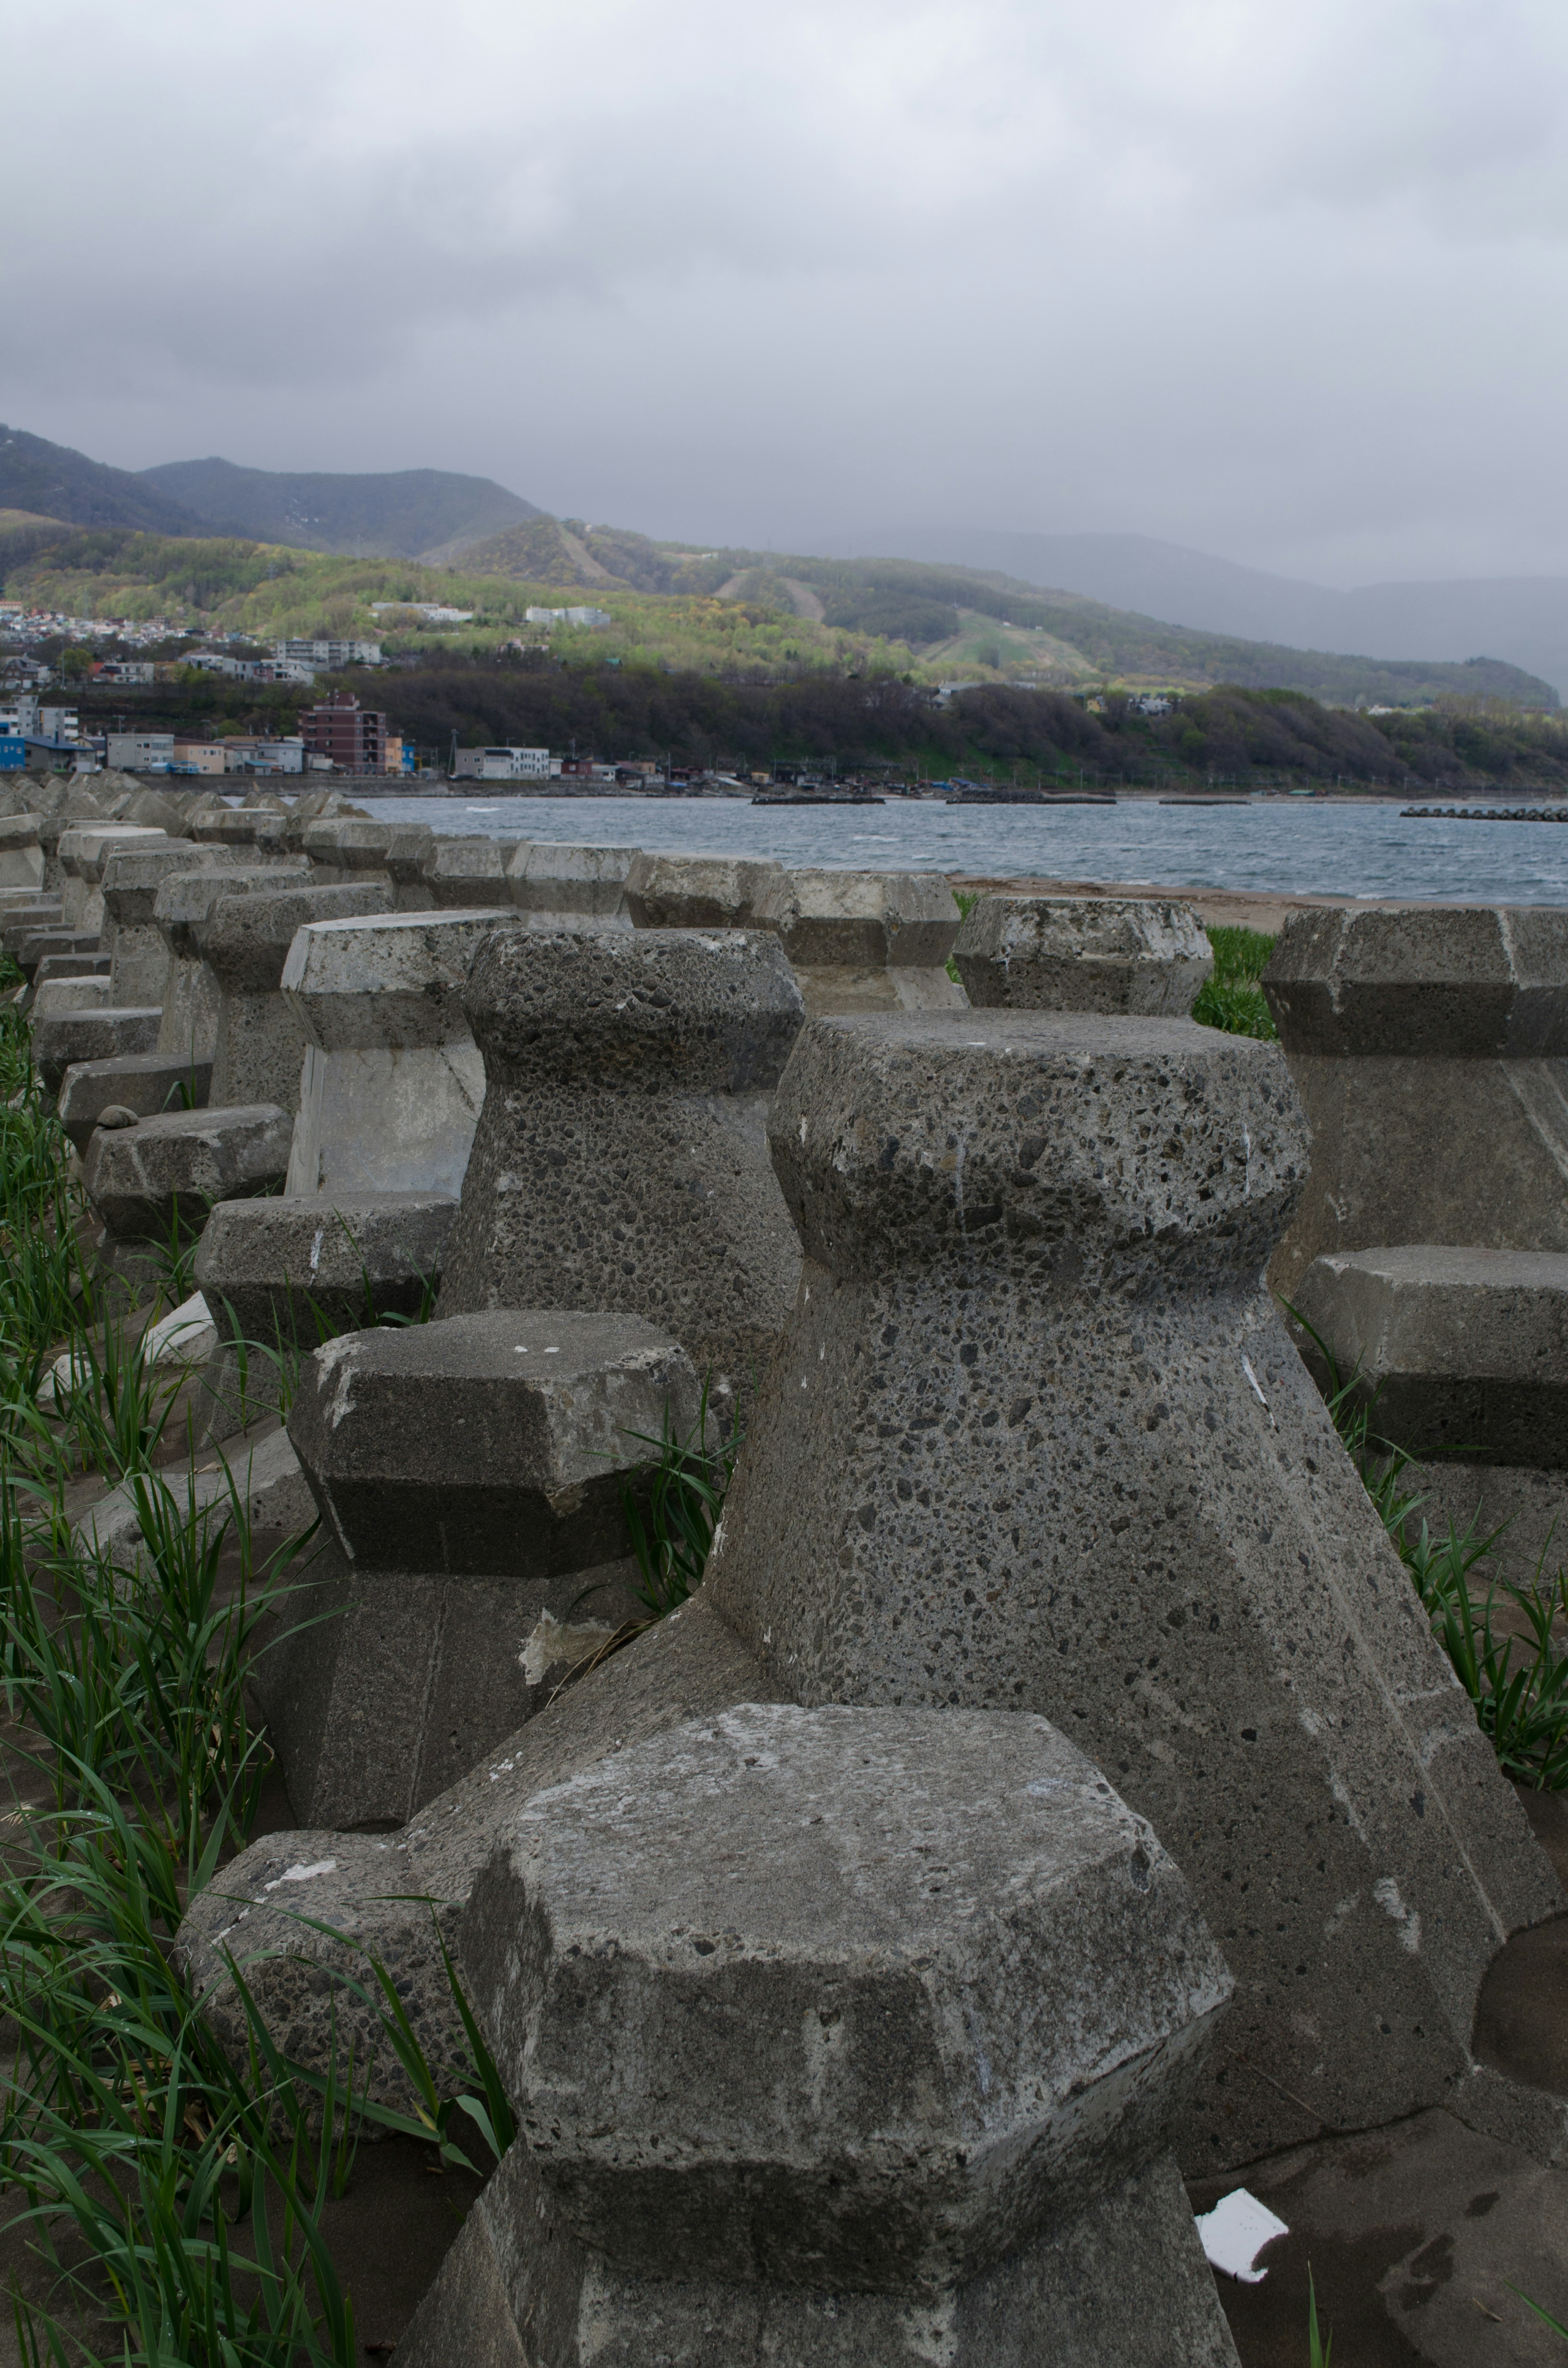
7, 0, 1568, 585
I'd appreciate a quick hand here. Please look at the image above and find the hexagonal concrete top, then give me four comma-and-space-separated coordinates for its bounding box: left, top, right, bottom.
478, 1701, 1230, 2290
1263, 904, 1568, 1057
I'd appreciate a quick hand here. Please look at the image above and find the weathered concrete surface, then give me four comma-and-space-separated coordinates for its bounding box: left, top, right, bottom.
438, 930, 805, 1418
421, 835, 519, 909
259, 1311, 702, 1824
1294, 1244, 1568, 1583
301, 818, 435, 910
57, 1053, 213, 1155
1264, 905, 1568, 1300
33, 1006, 161, 1095
192, 1189, 455, 1443
624, 850, 786, 928
58, 824, 168, 930
0, 814, 45, 892
100, 840, 210, 1006
82, 1103, 292, 1298
753, 867, 966, 1014
954, 893, 1213, 1015
198, 881, 393, 1112
152, 861, 310, 1066
397, 1704, 1238, 2368
703, 1010, 1565, 2172
394, 2145, 1238, 2368
281, 909, 521, 1197
0, 901, 64, 957
33, 951, 110, 992
178, 1598, 775, 2113
32, 976, 111, 1019
73, 1425, 316, 1564
18, 928, 101, 982
505, 841, 635, 930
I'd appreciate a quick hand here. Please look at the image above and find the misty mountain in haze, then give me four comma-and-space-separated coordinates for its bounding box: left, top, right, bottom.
852, 528, 1568, 697
138, 457, 543, 559
0, 425, 201, 535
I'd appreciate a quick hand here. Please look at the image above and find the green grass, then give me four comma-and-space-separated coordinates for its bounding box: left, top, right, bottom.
0, 992, 512, 2363
1191, 925, 1278, 1041
1291, 1302, 1568, 1790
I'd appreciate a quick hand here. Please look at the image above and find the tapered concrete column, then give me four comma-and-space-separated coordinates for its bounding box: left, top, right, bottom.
0, 815, 45, 893
196, 880, 392, 1112
1264, 905, 1568, 1300
437, 928, 806, 1416
280, 908, 522, 1195
753, 867, 965, 1013
151, 861, 310, 1066
704, 1009, 1563, 2169
58, 824, 167, 930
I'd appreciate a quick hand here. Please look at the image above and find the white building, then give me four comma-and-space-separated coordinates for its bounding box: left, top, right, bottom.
224, 736, 306, 774
523, 606, 611, 630
369, 604, 473, 625
39, 707, 80, 743
452, 746, 554, 780
273, 638, 382, 668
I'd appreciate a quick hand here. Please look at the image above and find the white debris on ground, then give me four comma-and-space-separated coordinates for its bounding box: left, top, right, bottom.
1195, 2188, 1290, 2282
38, 1292, 216, 1405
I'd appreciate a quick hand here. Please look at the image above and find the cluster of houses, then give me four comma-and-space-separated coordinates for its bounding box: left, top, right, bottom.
0, 690, 415, 780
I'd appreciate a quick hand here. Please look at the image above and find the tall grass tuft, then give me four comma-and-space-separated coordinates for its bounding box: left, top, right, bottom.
1191, 924, 1278, 1040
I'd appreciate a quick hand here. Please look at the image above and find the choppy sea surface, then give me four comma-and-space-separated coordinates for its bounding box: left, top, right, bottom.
357, 794, 1568, 905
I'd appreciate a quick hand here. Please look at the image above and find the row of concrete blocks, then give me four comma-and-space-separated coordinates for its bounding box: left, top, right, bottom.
166, 980, 1568, 2365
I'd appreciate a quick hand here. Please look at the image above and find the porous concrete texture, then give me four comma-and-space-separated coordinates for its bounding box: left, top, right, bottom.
33, 951, 110, 991
32, 975, 111, 1019
99, 839, 218, 1006
259, 1310, 702, 1824
0, 813, 45, 892
405, 1704, 1238, 2368
703, 1010, 1565, 2171
192, 1188, 455, 1444
0, 901, 63, 956
1264, 904, 1568, 1300
18, 928, 101, 982
33, 1006, 161, 1095
624, 849, 787, 928
753, 866, 967, 1013
198, 880, 393, 1112
152, 860, 310, 1065
178, 1599, 770, 2117
81, 1103, 292, 1298
395, 2145, 1238, 2368
301, 817, 435, 909
420, 834, 519, 909
281, 909, 521, 1197
190, 805, 294, 857
57, 1053, 214, 1155
437, 928, 805, 1416
1294, 1243, 1568, 1583
58, 823, 168, 930
953, 892, 1214, 1015
505, 840, 635, 929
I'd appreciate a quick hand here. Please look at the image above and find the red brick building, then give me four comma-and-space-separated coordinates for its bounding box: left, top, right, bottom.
298, 691, 388, 773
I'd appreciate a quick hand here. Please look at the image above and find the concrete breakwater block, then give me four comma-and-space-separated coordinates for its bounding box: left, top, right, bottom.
0, 812, 45, 892
178, 1597, 769, 2117
151, 861, 309, 1067
1264, 903, 1568, 1300
74, 1423, 315, 1568
396, 1704, 1240, 2368
18, 927, 99, 981
33, 1006, 160, 1096
953, 892, 1213, 1014
281, 909, 522, 1197
99, 840, 229, 1008
32, 975, 111, 1019
505, 840, 635, 930
57, 1053, 214, 1155
191, 1189, 456, 1443
753, 866, 966, 1013
301, 817, 434, 909
624, 850, 786, 928
1293, 1243, 1568, 1582
257, 1310, 702, 1826
420, 834, 519, 909
703, 1010, 1565, 2170
82, 1104, 292, 1300
58, 824, 168, 932
438, 929, 806, 1419
197, 880, 393, 1112
0, 902, 64, 957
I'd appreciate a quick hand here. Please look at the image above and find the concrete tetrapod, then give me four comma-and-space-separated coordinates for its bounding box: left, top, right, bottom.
1263, 903, 1568, 1300
197, 880, 393, 1113
151, 861, 309, 1067
419, 835, 519, 910
98, 841, 236, 1007
191, 1188, 456, 1445
701, 1010, 1566, 2171
57, 824, 167, 931
258, 1311, 703, 1826
0, 814, 45, 892
953, 892, 1213, 1014
394, 1705, 1240, 2368
504, 840, 635, 929
300, 818, 434, 909
81, 1104, 293, 1302
753, 866, 967, 1014
437, 928, 806, 1423
1292, 1244, 1568, 1583
624, 849, 786, 928
280, 909, 522, 1197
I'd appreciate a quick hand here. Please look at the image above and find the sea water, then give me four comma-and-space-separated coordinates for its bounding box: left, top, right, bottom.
358, 794, 1568, 906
